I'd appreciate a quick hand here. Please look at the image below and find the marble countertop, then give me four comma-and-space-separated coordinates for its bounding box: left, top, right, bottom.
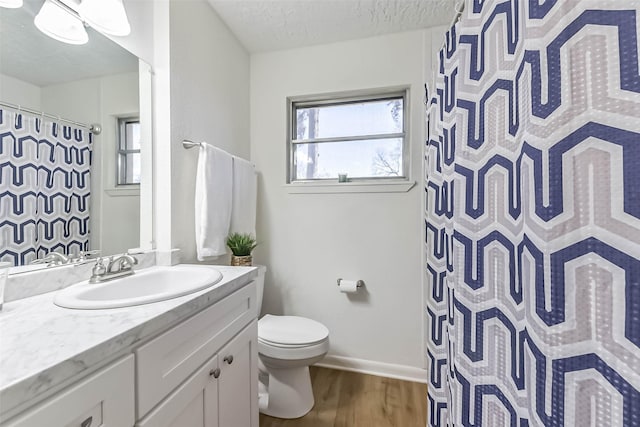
0, 264, 258, 419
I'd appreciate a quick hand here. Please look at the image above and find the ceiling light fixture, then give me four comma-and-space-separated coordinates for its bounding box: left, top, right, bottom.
78, 0, 131, 37
0, 0, 23, 8
34, 0, 88, 45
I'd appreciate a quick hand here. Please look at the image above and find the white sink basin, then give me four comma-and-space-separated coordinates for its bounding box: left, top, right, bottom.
54, 265, 223, 309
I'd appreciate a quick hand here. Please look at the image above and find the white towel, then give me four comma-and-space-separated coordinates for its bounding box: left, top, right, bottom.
195, 144, 233, 260
230, 156, 257, 236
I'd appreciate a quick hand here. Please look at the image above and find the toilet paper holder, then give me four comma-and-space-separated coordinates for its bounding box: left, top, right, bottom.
337, 278, 364, 288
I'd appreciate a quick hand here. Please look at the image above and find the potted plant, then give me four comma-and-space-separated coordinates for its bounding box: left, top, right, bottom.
226, 232, 258, 266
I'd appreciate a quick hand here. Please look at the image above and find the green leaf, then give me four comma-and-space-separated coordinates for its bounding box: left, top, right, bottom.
226, 232, 258, 256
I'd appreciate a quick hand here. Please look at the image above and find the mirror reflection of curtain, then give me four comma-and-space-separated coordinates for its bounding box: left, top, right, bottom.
0, 109, 93, 266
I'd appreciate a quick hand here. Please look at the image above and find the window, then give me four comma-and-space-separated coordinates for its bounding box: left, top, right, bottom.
117, 117, 141, 185
288, 89, 408, 183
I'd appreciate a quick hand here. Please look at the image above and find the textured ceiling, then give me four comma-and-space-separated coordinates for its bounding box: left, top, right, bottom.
2, 0, 456, 87
0, 0, 138, 87
207, 0, 458, 53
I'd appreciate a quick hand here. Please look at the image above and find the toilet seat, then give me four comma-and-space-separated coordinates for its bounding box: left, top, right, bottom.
258, 315, 329, 346
258, 315, 330, 361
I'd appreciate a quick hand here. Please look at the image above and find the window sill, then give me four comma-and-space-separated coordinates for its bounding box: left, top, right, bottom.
284, 180, 416, 194
105, 187, 140, 197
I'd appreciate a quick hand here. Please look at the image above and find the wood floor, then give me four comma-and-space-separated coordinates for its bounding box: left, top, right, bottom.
259, 367, 427, 427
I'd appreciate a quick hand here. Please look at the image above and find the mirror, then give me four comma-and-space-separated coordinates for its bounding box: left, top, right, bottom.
0, 0, 152, 271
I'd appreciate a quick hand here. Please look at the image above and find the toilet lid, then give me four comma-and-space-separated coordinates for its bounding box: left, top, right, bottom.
258, 315, 329, 346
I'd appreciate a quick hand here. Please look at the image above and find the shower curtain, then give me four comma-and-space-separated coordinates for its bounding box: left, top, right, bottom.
0, 109, 93, 265
425, 1, 640, 426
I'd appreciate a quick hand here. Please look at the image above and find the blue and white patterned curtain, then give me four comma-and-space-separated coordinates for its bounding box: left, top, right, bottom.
0, 110, 93, 265
425, 1, 640, 426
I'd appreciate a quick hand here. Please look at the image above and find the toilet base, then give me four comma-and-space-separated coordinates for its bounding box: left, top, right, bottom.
259, 365, 314, 419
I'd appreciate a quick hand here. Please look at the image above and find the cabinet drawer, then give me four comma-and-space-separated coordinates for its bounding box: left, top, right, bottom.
136, 281, 257, 417
4, 355, 134, 427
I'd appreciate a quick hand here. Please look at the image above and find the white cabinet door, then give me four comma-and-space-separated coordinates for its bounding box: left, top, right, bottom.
136, 282, 257, 417
138, 322, 258, 427
218, 321, 258, 427
4, 356, 134, 427
137, 355, 220, 427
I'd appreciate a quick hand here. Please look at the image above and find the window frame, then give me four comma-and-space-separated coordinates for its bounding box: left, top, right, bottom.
116, 116, 141, 186
286, 87, 410, 184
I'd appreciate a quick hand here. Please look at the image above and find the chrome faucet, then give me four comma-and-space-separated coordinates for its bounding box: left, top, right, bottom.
31, 251, 70, 266
89, 254, 138, 284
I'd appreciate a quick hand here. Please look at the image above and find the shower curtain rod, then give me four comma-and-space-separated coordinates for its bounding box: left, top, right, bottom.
450, 0, 465, 27
424, 0, 465, 105
0, 101, 102, 135
440, 0, 466, 50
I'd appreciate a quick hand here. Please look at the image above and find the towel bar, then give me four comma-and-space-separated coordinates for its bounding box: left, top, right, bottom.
182, 139, 202, 149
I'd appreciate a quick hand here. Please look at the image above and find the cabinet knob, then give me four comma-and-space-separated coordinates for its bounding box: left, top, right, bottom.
210, 368, 221, 379
224, 355, 234, 364
81, 416, 93, 427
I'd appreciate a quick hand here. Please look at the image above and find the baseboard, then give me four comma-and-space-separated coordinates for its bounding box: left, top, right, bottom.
315, 355, 428, 384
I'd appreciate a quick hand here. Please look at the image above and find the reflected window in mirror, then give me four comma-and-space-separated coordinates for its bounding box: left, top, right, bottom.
117, 116, 141, 185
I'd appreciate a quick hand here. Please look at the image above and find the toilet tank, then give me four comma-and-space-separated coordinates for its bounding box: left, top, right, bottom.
254, 265, 267, 312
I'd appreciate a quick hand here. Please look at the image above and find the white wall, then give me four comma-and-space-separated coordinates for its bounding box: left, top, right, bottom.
251, 29, 440, 373
168, 0, 250, 263
0, 74, 41, 109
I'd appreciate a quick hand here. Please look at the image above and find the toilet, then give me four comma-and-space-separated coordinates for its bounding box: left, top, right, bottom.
254, 266, 330, 419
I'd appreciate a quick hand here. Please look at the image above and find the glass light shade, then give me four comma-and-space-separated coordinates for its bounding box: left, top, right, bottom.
0, 0, 23, 8
34, 0, 88, 45
78, 0, 131, 36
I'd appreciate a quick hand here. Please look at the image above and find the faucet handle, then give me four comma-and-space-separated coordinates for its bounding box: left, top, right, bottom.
91, 257, 107, 276
88, 258, 108, 284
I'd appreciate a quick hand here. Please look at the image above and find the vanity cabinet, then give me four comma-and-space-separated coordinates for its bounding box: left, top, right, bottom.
3, 355, 135, 427
137, 321, 258, 427
0, 278, 258, 427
